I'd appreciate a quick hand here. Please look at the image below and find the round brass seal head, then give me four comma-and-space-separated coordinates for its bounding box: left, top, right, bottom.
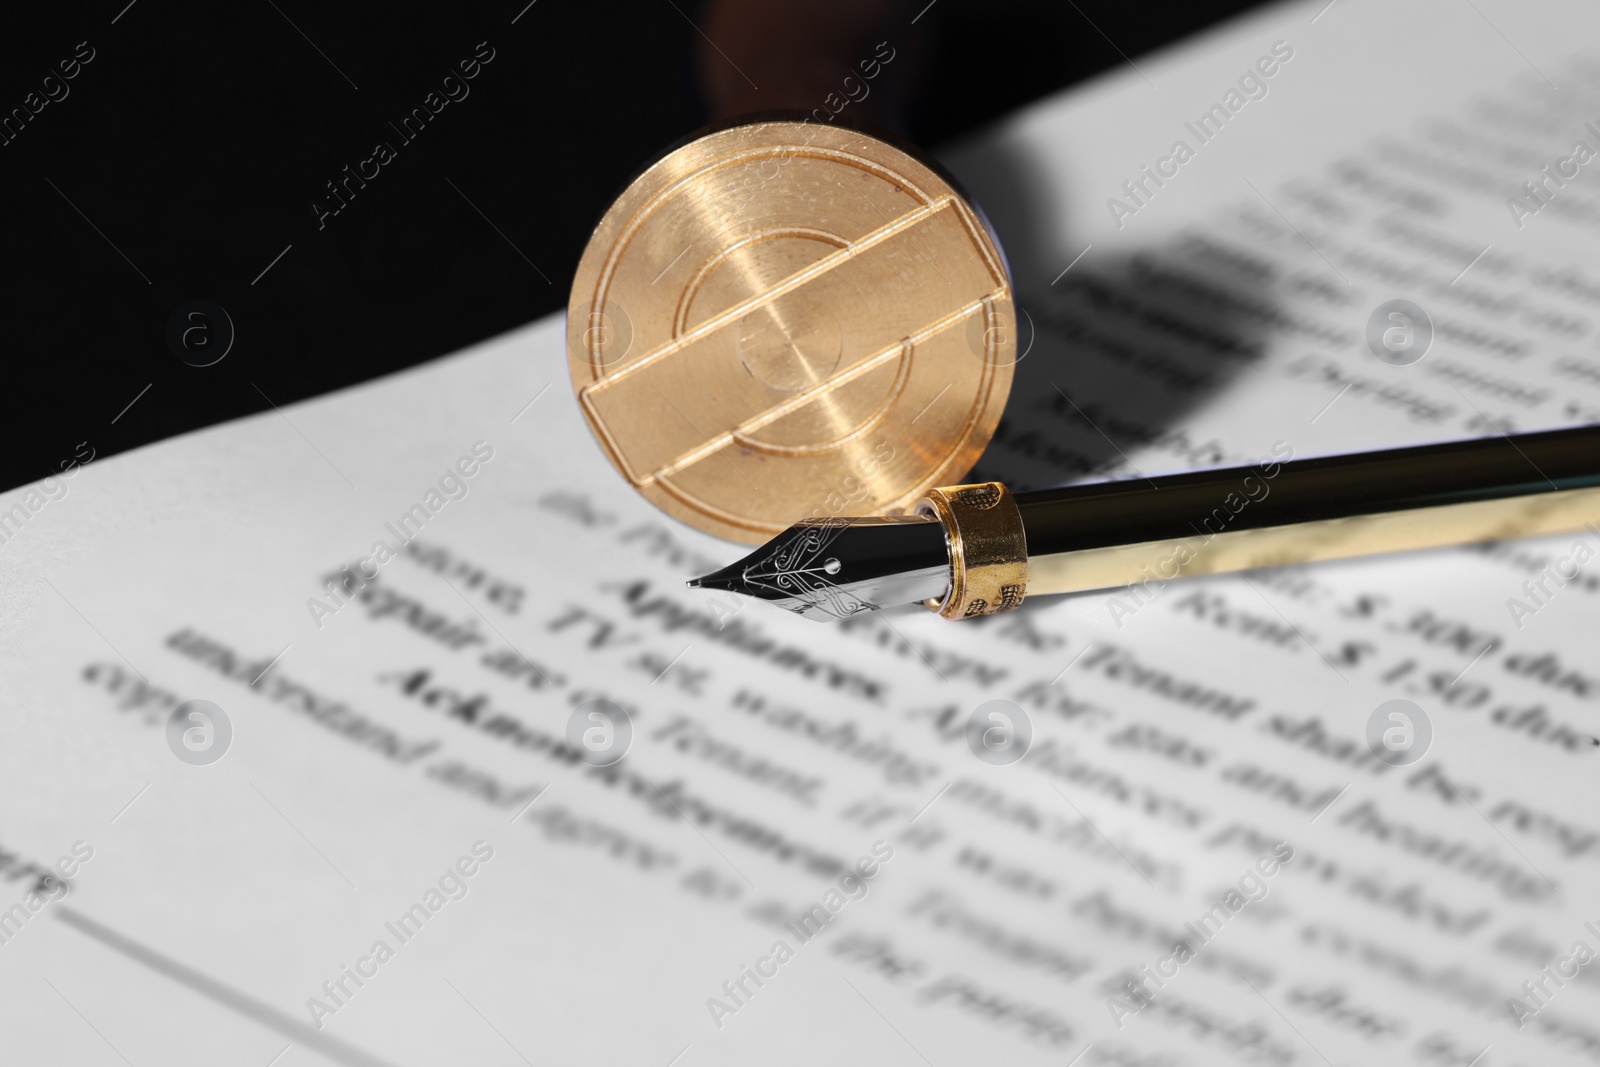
566, 119, 1017, 543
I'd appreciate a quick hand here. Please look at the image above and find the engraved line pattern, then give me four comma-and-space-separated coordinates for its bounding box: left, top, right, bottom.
670, 227, 850, 340
584, 198, 956, 390
579, 138, 1011, 379
642, 293, 1000, 485
739, 519, 875, 620
585, 141, 946, 337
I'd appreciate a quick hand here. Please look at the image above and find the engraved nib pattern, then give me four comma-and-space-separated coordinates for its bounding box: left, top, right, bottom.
688, 510, 951, 620
740, 520, 874, 620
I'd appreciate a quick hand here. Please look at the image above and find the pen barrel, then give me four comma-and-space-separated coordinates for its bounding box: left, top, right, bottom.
1011, 424, 1600, 599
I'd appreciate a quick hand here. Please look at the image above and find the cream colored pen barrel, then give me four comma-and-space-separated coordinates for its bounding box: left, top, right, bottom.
1025, 484, 1600, 597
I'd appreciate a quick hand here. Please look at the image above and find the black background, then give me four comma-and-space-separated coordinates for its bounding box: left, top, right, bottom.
1, 0, 1262, 493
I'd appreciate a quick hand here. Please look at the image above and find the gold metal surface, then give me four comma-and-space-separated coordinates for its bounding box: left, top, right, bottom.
567, 120, 1016, 543
918, 482, 1028, 619
1027, 485, 1600, 598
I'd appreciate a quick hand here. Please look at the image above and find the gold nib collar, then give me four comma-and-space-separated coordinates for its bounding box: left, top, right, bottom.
918, 482, 1028, 619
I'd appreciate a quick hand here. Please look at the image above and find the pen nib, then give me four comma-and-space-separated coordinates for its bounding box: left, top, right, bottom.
685, 516, 950, 622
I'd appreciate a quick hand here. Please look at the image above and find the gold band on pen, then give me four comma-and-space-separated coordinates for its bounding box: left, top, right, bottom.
918, 482, 1029, 619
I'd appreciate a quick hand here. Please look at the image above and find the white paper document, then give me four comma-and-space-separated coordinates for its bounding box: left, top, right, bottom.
6, 1, 1600, 1064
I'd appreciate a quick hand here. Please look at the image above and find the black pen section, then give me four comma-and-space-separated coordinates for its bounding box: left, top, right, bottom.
1015, 424, 1600, 557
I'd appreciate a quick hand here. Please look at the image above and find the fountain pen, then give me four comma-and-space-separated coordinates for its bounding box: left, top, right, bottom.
686, 424, 1600, 621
